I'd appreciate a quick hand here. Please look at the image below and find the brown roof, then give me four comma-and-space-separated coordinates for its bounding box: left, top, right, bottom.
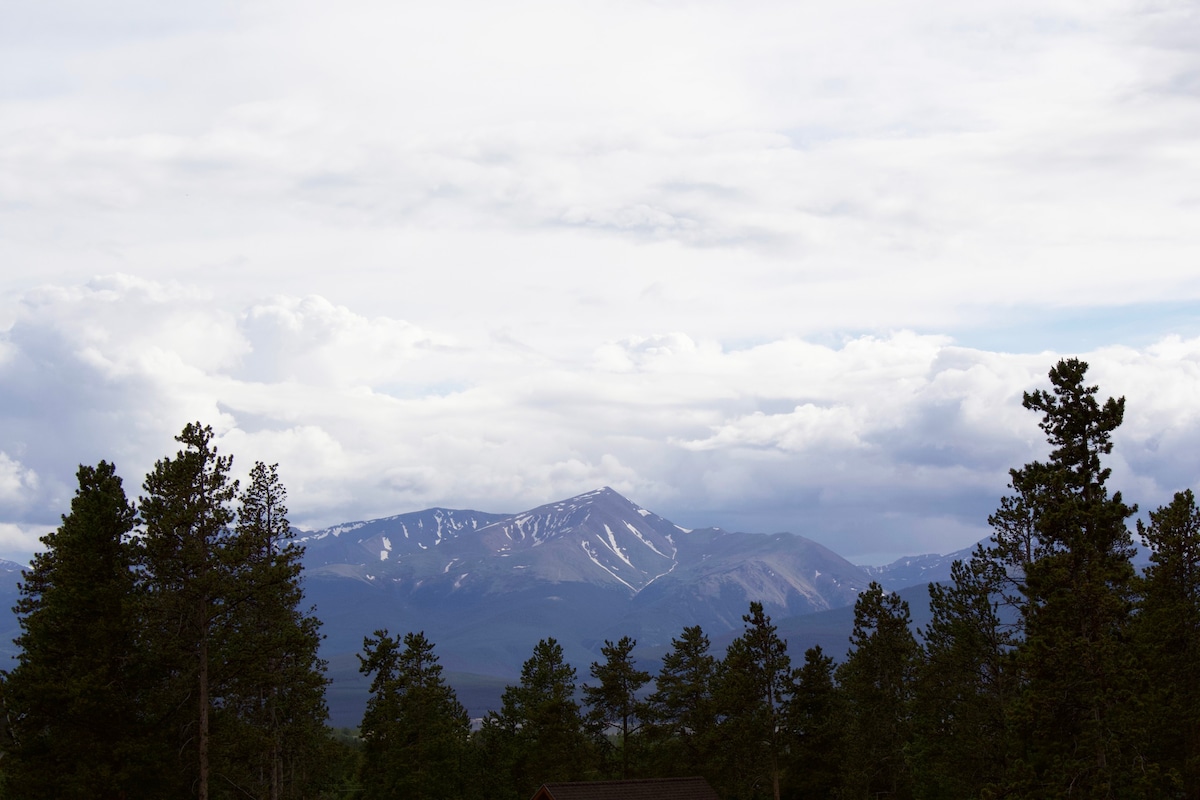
531, 777, 719, 800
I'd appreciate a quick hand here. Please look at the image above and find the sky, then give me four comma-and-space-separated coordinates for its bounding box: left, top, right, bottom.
2, 0, 1200, 565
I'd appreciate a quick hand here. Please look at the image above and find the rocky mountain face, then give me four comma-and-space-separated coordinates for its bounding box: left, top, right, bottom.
297, 487, 957, 723
300, 488, 875, 663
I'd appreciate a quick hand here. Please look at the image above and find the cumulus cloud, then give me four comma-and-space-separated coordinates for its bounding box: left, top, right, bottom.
0, 453, 39, 507
3, 277, 1200, 564
235, 295, 449, 386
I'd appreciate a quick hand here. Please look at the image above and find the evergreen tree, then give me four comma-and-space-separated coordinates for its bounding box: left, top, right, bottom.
781, 646, 845, 800
217, 461, 329, 800
3, 428, 333, 799
478, 638, 592, 799
643, 625, 719, 781
358, 630, 403, 800
358, 630, 469, 800
1000, 359, 1151, 796
911, 550, 1013, 799
1134, 489, 1200, 795
137, 422, 239, 799
836, 582, 918, 800
2, 462, 150, 799
713, 602, 791, 800
582, 636, 651, 779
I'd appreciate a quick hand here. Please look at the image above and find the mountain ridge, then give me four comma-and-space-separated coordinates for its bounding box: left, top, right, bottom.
299, 487, 883, 620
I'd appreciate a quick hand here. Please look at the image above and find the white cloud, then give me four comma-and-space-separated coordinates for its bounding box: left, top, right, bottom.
0, 453, 39, 506
0, 524, 42, 566
235, 295, 449, 386
4, 277, 1200, 563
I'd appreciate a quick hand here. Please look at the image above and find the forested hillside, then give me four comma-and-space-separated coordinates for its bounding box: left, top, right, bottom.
3, 359, 1199, 799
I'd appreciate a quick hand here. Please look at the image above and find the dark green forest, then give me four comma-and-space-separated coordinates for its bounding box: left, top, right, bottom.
4, 358, 1200, 799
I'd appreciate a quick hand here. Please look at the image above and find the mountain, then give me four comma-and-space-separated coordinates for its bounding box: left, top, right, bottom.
862, 543, 980, 591
307, 488, 867, 603
299, 488, 870, 656
299, 487, 890, 723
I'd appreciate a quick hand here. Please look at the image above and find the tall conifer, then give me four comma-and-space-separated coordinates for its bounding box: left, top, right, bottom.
583, 636, 651, 779
1133, 489, 1200, 794
138, 422, 237, 799
911, 550, 1013, 798
3, 462, 147, 799
359, 630, 468, 800
478, 637, 592, 798
219, 461, 329, 800
1000, 360, 1150, 796
836, 582, 918, 800
714, 602, 791, 800
782, 646, 845, 799
643, 625, 719, 781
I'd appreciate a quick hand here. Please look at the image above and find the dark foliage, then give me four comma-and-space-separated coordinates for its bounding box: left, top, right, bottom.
583, 636, 652, 779
2, 425, 330, 800
358, 630, 469, 800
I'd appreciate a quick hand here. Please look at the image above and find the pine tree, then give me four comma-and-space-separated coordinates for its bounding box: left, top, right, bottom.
836, 582, 919, 800
643, 625, 719, 781
782, 646, 845, 799
137, 422, 238, 800
478, 638, 592, 799
911, 550, 1013, 799
1133, 489, 1200, 795
2, 461, 149, 799
358, 630, 404, 800
582, 636, 651, 779
218, 461, 329, 800
1000, 359, 1150, 796
713, 602, 791, 800
3, 428, 333, 799
359, 630, 469, 800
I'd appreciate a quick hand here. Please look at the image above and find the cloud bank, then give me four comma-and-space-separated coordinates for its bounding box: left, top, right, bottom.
3, 276, 1200, 564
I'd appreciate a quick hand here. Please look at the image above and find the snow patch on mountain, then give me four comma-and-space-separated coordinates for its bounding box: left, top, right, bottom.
581, 540, 636, 591
623, 520, 674, 559
306, 520, 368, 540
600, 524, 634, 568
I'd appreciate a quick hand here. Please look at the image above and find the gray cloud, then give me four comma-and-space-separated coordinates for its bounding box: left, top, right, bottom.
3, 279, 1200, 564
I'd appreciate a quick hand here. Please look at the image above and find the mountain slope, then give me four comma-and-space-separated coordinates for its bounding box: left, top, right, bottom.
299, 487, 882, 724
300, 488, 870, 648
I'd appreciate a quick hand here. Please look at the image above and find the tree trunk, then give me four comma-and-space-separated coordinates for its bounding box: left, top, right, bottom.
199, 621, 209, 800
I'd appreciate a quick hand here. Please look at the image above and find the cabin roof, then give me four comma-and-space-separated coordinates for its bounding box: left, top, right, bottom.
531, 777, 719, 800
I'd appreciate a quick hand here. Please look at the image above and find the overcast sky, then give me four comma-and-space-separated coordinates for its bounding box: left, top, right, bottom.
3, 0, 1200, 565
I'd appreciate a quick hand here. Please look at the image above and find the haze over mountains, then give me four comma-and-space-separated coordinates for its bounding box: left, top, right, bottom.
297, 487, 971, 723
